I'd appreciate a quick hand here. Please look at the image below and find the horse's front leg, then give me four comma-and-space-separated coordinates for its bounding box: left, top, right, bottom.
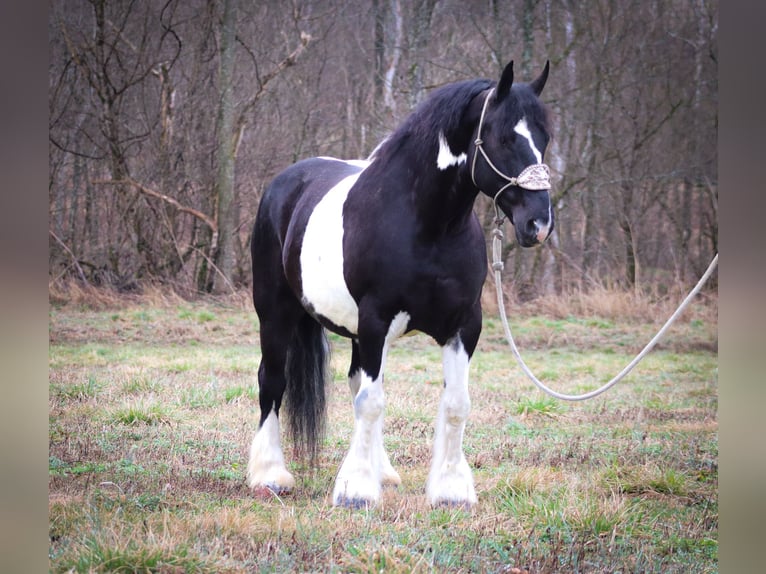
427, 334, 477, 508
333, 368, 385, 508
333, 312, 409, 508
347, 341, 401, 489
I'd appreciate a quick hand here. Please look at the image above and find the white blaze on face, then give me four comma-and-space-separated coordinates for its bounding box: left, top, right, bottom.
513, 117, 543, 164
536, 200, 553, 242
301, 160, 369, 335
514, 117, 552, 241
436, 131, 467, 170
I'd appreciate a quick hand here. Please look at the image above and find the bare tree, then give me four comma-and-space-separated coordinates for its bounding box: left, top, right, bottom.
210, 0, 238, 294
48, 0, 717, 298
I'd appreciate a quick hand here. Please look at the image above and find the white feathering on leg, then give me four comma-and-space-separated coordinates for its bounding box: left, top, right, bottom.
247, 410, 295, 493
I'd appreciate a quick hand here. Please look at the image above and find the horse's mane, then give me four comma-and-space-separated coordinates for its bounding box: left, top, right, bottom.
367, 77, 551, 171
368, 79, 494, 165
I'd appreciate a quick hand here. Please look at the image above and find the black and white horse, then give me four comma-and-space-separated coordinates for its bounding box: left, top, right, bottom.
247, 61, 553, 508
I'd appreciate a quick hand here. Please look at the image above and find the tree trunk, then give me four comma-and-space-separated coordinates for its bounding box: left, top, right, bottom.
620, 215, 637, 289
521, 0, 535, 77
212, 0, 238, 294
383, 0, 403, 116
407, 0, 437, 108
373, 0, 385, 105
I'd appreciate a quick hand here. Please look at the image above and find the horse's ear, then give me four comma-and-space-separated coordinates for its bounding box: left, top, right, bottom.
529, 60, 550, 96
496, 60, 514, 102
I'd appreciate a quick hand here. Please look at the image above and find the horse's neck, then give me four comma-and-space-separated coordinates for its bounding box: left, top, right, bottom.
411, 163, 478, 237
416, 122, 481, 232
369, 116, 482, 236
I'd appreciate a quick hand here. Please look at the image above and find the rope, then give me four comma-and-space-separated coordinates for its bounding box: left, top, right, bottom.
491, 225, 718, 401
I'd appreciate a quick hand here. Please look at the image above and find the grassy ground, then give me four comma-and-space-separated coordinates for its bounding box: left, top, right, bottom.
48, 286, 717, 573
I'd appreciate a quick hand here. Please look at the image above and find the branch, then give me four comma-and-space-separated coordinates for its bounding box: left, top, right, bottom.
49, 230, 88, 283
551, 175, 586, 205
702, 175, 718, 216
93, 177, 218, 238
234, 31, 313, 145
93, 178, 237, 294
191, 245, 237, 296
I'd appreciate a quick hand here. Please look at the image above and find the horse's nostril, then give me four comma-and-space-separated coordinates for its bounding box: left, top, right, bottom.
526, 219, 551, 244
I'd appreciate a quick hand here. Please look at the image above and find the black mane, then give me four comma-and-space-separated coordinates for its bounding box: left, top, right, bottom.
369, 79, 493, 166
367, 77, 551, 174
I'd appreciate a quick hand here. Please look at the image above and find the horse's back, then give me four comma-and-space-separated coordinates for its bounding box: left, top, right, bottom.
252, 157, 369, 331
255, 157, 366, 242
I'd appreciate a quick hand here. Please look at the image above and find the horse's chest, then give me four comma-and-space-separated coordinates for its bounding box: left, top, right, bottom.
299, 174, 360, 335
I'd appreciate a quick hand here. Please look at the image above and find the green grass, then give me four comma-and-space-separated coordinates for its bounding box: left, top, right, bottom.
53, 375, 103, 400
514, 395, 563, 416
110, 401, 173, 426
49, 292, 717, 573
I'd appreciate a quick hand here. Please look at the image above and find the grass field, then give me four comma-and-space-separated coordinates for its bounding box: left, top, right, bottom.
48, 286, 717, 572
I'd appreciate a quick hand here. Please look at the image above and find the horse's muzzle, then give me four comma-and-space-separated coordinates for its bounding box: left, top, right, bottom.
516, 215, 553, 247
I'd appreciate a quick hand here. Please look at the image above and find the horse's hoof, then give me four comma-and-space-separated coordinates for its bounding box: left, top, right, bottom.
252, 484, 291, 499
380, 467, 402, 488
334, 495, 375, 510
432, 498, 473, 511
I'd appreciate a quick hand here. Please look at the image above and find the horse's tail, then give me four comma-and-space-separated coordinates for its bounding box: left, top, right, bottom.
284, 313, 329, 464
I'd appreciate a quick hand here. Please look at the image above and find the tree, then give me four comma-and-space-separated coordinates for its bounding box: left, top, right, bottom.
210, 0, 238, 294
48, 0, 717, 299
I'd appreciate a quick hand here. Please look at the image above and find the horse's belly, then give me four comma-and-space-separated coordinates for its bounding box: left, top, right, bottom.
300, 172, 360, 335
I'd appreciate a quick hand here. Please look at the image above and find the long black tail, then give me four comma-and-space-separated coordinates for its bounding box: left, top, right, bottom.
283, 313, 329, 464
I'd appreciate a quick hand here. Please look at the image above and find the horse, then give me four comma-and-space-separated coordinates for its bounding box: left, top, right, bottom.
247, 60, 553, 508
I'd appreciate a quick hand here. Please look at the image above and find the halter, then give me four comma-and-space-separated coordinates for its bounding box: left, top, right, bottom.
470, 88, 552, 223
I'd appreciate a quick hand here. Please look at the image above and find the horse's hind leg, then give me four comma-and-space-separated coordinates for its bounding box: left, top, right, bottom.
348, 340, 401, 488
247, 215, 306, 495
247, 311, 298, 495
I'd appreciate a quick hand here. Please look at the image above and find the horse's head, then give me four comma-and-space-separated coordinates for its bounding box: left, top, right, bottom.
471, 61, 553, 247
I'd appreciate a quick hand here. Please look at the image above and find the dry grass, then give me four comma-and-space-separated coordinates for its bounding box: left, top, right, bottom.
49, 284, 717, 573
523, 283, 717, 325
48, 278, 253, 311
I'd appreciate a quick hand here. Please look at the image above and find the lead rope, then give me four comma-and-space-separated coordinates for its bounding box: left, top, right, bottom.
491, 222, 719, 401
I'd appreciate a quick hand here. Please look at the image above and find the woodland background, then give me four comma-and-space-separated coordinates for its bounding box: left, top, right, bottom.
48, 0, 718, 298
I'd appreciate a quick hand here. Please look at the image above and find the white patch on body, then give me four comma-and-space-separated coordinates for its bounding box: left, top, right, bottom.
333, 312, 410, 507
513, 117, 543, 164
301, 164, 370, 335
247, 410, 295, 493
436, 131, 467, 170
427, 336, 477, 507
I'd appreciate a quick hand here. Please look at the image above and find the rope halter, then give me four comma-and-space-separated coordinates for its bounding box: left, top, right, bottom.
470, 88, 552, 223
